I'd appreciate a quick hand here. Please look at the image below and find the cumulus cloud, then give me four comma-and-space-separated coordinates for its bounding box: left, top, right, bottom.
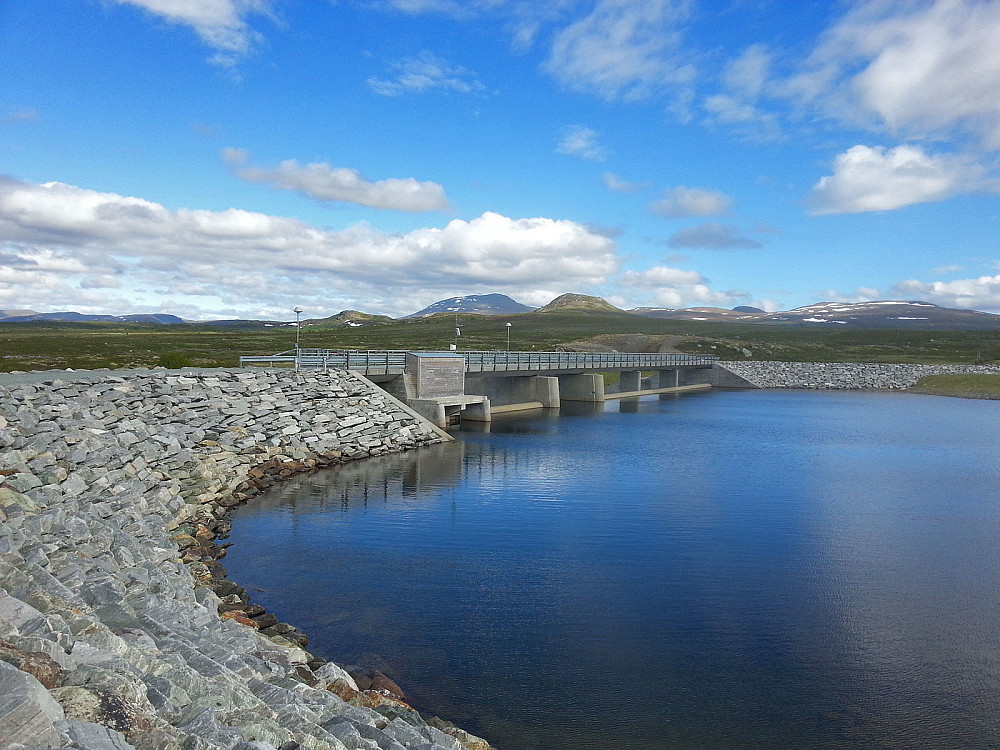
620, 264, 748, 308
113, 0, 274, 65
667, 222, 761, 250
892, 276, 1000, 312
622, 265, 705, 286
367, 52, 486, 96
788, 0, 1000, 149
545, 0, 695, 102
0, 175, 619, 318
222, 148, 450, 212
808, 144, 985, 215
601, 172, 648, 193
556, 126, 608, 161
650, 186, 732, 218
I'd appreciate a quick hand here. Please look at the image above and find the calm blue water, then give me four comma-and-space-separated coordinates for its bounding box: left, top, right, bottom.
223, 390, 1000, 750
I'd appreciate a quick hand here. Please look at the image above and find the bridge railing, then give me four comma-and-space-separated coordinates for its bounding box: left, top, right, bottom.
239, 349, 717, 373
460, 351, 718, 372
238, 349, 409, 374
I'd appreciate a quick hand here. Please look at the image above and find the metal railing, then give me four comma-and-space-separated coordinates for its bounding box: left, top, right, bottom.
461, 350, 717, 372
238, 349, 409, 374
239, 349, 717, 374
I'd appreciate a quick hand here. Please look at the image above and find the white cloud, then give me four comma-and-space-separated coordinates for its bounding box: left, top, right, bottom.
808, 144, 985, 215
788, 0, 1000, 149
667, 222, 761, 250
723, 43, 770, 100
892, 275, 1000, 312
556, 126, 608, 161
371, 0, 583, 53
113, 0, 274, 65
701, 44, 781, 141
601, 172, 648, 193
622, 266, 705, 286
0, 176, 619, 318
620, 265, 747, 308
545, 0, 695, 102
650, 186, 732, 218
367, 52, 486, 96
222, 148, 450, 212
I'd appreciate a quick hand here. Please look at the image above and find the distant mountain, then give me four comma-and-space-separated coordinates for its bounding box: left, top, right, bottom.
317, 310, 394, 327
0, 311, 185, 324
407, 294, 534, 318
120, 314, 187, 324
7, 298, 997, 331
631, 306, 761, 322
632, 300, 1000, 330
535, 293, 622, 313
760, 301, 1000, 329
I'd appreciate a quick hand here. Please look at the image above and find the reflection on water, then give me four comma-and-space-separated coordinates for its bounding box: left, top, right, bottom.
247, 442, 466, 513
224, 391, 1000, 750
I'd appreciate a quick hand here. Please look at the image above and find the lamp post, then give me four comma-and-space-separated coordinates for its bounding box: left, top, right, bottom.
454, 317, 461, 351
505, 322, 511, 353
293, 307, 303, 370
294, 307, 303, 349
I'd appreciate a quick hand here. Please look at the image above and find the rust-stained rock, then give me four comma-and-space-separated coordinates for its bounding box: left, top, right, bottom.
368, 669, 406, 701
0, 639, 65, 689
219, 611, 259, 628
326, 679, 359, 703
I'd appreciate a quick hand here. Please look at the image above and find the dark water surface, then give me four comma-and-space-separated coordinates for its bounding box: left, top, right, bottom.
224, 390, 1000, 749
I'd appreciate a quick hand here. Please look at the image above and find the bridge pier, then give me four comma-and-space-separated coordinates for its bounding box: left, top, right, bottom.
466, 374, 559, 411
658, 369, 680, 388
559, 373, 605, 402
618, 370, 641, 393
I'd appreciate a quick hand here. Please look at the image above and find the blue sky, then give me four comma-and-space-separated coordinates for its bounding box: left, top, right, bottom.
2, 0, 1000, 320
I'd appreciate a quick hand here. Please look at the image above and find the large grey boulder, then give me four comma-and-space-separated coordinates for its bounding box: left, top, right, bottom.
0, 659, 66, 748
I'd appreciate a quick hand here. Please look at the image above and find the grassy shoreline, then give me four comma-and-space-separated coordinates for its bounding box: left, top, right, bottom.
908, 374, 1000, 400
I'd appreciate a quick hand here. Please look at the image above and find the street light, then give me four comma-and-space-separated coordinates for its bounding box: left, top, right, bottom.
293, 307, 304, 370
293, 307, 303, 349
505, 322, 512, 352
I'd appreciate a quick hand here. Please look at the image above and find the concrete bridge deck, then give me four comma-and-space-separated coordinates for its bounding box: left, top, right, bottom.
239, 348, 718, 374
239, 349, 719, 427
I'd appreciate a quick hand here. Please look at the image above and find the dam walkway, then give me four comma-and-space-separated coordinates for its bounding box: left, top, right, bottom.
238, 349, 717, 375
240, 349, 719, 427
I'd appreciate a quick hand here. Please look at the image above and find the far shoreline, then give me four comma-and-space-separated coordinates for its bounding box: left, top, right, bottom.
907, 373, 1000, 400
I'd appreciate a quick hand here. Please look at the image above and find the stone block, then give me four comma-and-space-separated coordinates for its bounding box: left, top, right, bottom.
0, 659, 65, 747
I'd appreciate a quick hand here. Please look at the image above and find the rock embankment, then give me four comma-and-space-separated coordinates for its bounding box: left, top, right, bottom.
716, 361, 1000, 390
0, 369, 493, 750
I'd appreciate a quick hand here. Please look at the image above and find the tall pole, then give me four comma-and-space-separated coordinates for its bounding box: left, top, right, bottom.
294, 307, 303, 349
293, 306, 303, 370
506, 322, 511, 352
454, 314, 461, 351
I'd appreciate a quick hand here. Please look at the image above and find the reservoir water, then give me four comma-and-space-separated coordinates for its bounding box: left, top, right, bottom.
223, 390, 1000, 749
